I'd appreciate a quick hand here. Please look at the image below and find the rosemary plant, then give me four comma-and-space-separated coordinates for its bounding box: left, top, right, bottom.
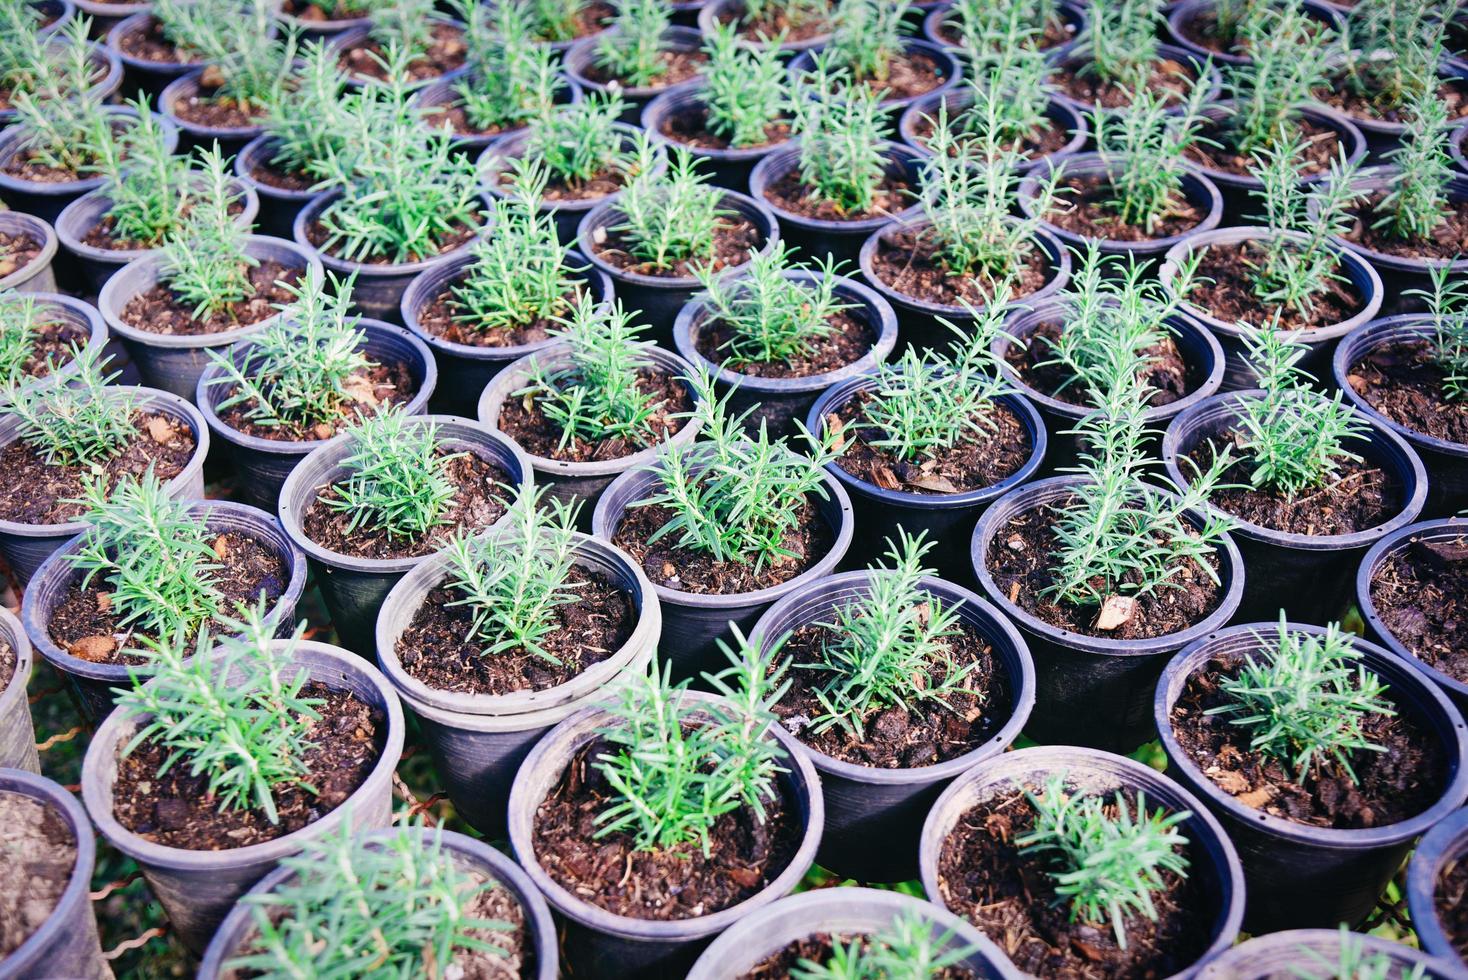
1016, 774, 1191, 948
1206, 618, 1393, 783
1337, 0, 1447, 117
0, 0, 48, 98
262, 40, 352, 182
608, 145, 730, 271
89, 105, 197, 248
692, 243, 849, 368
163, 2, 297, 113
788, 55, 893, 215
0, 294, 55, 390
1295, 927, 1428, 980
523, 0, 594, 43
1220, 2, 1335, 159
522, 92, 640, 191
323, 407, 460, 541
791, 909, 980, 980
949, 0, 1060, 60
1091, 81, 1213, 234
0, 345, 136, 468
9, 47, 117, 177
701, 22, 787, 148
826, 0, 909, 86
1416, 265, 1468, 402
365, 0, 437, 66
951, 48, 1053, 155
1373, 90, 1457, 244
1075, 0, 1164, 96
594, 0, 673, 88
453, 0, 564, 133
158, 150, 258, 321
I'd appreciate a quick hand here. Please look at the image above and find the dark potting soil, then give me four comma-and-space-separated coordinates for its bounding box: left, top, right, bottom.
117, 17, 197, 65
1184, 238, 1363, 331
80, 195, 248, 252
0, 791, 74, 959
1438, 859, 1468, 962
532, 0, 614, 41
695, 309, 873, 380
935, 11, 1074, 49
112, 685, 383, 850
827, 390, 1032, 495
722, 2, 831, 45
1347, 338, 1468, 446
1044, 174, 1207, 243
908, 110, 1072, 163
521, 164, 629, 203
1184, 434, 1399, 536
423, 101, 511, 138
0, 413, 196, 526
590, 214, 763, 279
169, 88, 264, 130
1343, 193, 1468, 263
338, 22, 467, 83
0, 230, 42, 280
1174, 5, 1332, 58
248, 155, 315, 192
869, 227, 1053, 307
1186, 115, 1345, 180
497, 368, 692, 462
6, 316, 86, 383
396, 567, 634, 696
987, 497, 1223, 640
580, 48, 707, 92
302, 450, 511, 561
845, 50, 947, 102
46, 529, 290, 667
1315, 74, 1468, 126
218, 357, 418, 442
531, 738, 802, 920
278, 0, 366, 21
1051, 57, 1199, 110
1369, 531, 1468, 686
742, 935, 977, 980
305, 218, 480, 266
773, 621, 1009, 768
761, 169, 913, 223
0, 637, 13, 691
1, 147, 83, 184
613, 500, 833, 594
1171, 654, 1448, 829
117, 260, 304, 337
936, 783, 1212, 979
1007, 320, 1195, 409
416, 279, 578, 348
658, 105, 791, 151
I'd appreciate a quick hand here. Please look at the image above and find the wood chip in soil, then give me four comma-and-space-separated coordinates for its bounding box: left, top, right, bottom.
396, 567, 634, 696
1044, 174, 1206, 243
0, 231, 41, 279
936, 783, 1214, 979
532, 738, 802, 919
497, 368, 691, 462
218, 357, 417, 442
0, 791, 75, 959
578, 48, 707, 92
869, 228, 1054, 307
0, 413, 196, 526
1007, 319, 1196, 409
761, 169, 913, 223
695, 308, 873, 380
118, 260, 303, 336
1347, 339, 1468, 446
1342, 193, 1468, 263
46, 529, 290, 667
590, 214, 762, 279
742, 935, 978, 979
657, 105, 790, 151
1171, 654, 1448, 828
338, 22, 467, 83
416, 276, 579, 348
1051, 57, 1199, 110
1369, 530, 1468, 686
1186, 115, 1344, 179
111, 685, 383, 850
1181, 238, 1363, 331
1, 315, 85, 383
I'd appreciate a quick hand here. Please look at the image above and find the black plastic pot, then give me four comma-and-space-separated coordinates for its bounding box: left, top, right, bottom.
374, 532, 659, 837
399, 247, 611, 416
21, 500, 309, 721
158, 67, 264, 156
0, 769, 109, 979
1334, 316, 1468, 517
0, 40, 120, 129
0, 608, 39, 774
1155, 622, 1468, 932
328, 20, 468, 92
1356, 518, 1468, 716
1323, 62, 1468, 162
922, 1, 1084, 57
748, 140, 923, 269
506, 690, 824, 980
970, 475, 1245, 751
590, 447, 853, 681
277, 415, 533, 656
674, 269, 897, 441
919, 744, 1246, 974
750, 570, 1035, 883
858, 217, 1072, 352
234, 135, 319, 239
1045, 43, 1221, 117
476, 343, 703, 522
1453, 120, 1468, 177
270, 0, 370, 36
0, 211, 58, 293
1196, 929, 1458, 978
695, 0, 832, 54
196, 318, 437, 511
806, 382, 1047, 583
0, 386, 208, 584
105, 12, 198, 98
71, 0, 146, 34
196, 825, 559, 979
641, 84, 791, 191
1164, 0, 1341, 68
576, 187, 780, 344
686, 887, 1023, 980
34, 0, 74, 35
1407, 808, 1468, 972
0, 295, 108, 410
1161, 389, 1427, 625
786, 38, 963, 119
81, 639, 406, 954
412, 72, 583, 155
561, 25, 705, 124
97, 234, 319, 401
898, 90, 1088, 172
1158, 226, 1384, 391
56, 177, 261, 294
292, 191, 489, 323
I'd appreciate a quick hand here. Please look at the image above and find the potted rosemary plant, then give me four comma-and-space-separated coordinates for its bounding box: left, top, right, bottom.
0, 12, 121, 128
329, 0, 467, 89
696, 0, 832, 54
1197, 927, 1457, 978
104, 0, 214, 98
1406, 808, 1468, 971
562, 0, 706, 123
1047, 0, 1219, 114
921, 0, 1083, 60
0, 291, 108, 406
0, 606, 38, 772
1164, 0, 1340, 68
274, 0, 383, 35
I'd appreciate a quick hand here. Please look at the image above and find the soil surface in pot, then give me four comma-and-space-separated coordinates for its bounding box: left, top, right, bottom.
1181, 238, 1363, 331
987, 496, 1224, 640
1186, 116, 1344, 179
841, 50, 947, 101
695, 309, 872, 379
414, 277, 582, 348
528, 0, 613, 41
1173, 5, 1332, 59
302, 450, 510, 561
1342, 194, 1468, 263
278, 0, 368, 21
1368, 531, 1468, 686
614, 499, 833, 594
0, 791, 75, 958
246, 154, 314, 192
743, 934, 978, 979
772, 621, 1009, 768
825, 390, 1032, 495
761, 169, 912, 223
933, 11, 1073, 49
0, 412, 197, 525
1044, 175, 1206, 243
579, 48, 707, 92
81, 195, 248, 252
118, 260, 303, 337
719, 2, 830, 45
532, 737, 803, 919
1314, 75, 1468, 126
0, 230, 42, 280
217, 356, 417, 442
1347, 339, 1468, 446
46, 529, 290, 667
590, 214, 762, 279
305, 219, 480, 266
498, 368, 692, 462
117, 17, 197, 65
936, 782, 1213, 979
1438, 859, 1468, 961
657, 105, 791, 151
1007, 320, 1195, 409
1183, 433, 1399, 535
494, 161, 630, 204
397, 566, 634, 695
1170, 652, 1449, 828
870, 228, 1053, 307
338, 22, 467, 84
171, 73, 266, 130
112, 685, 384, 849
908, 111, 1072, 163
1051, 57, 1198, 110
3, 315, 86, 383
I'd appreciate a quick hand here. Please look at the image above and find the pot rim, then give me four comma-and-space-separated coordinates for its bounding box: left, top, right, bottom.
1406, 807, 1468, 969
897, 89, 1089, 167
1182, 99, 1366, 191
56, 177, 261, 265
785, 37, 964, 110
1196, 928, 1459, 977
1332, 315, 1468, 459
749, 140, 924, 234
476, 122, 663, 212
105, 11, 200, 73
159, 67, 266, 139
291, 190, 489, 278
640, 83, 794, 164
0, 768, 97, 971
0, 293, 106, 407
695, 0, 833, 53
1312, 166, 1468, 274
0, 106, 171, 197
561, 24, 707, 101
234, 134, 320, 203
0, 607, 35, 733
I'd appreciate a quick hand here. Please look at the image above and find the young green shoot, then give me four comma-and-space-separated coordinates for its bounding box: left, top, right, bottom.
1221, 2, 1335, 159
950, 0, 1060, 61
0, 13, 97, 106
791, 909, 981, 980
1294, 926, 1429, 980
789, 54, 893, 216
1, 345, 137, 469
701, 21, 788, 149
1076, 0, 1164, 94
826, 0, 909, 86
163, 2, 297, 112
594, 0, 673, 88
1374, 90, 1457, 244
453, 0, 566, 133
9, 40, 118, 177
90, 105, 199, 248
523, 92, 641, 190
262, 40, 352, 182
1338, 0, 1447, 116
1413, 264, 1468, 402
1091, 79, 1213, 234
692, 243, 850, 368
951, 48, 1053, 155
323, 407, 461, 541
524, 0, 595, 43
158, 149, 258, 321
0, 294, 60, 390
608, 144, 730, 271
737, 0, 827, 37
366, 0, 437, 66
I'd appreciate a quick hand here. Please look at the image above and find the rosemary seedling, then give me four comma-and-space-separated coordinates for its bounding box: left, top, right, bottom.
365, 0, 437, 67
692, 243, 849, 368
1090, 80, 1213, 234
788, 54, 893, 215
1414, 265, 1468, 401
735, 0, 828, 39
524, 0, 595, 43
1074, 0, 1165, 97
1336, 0, 1447, 118
1220, 2, 1335, 159
262, 40, 352, 182
1294, 927, 1429, 980
1016, 774, 1191, 948
162, 1, 297, 112
701, 21, 787, 148
0, 0, 48, 99
452, 0, 565, 133
0, 345, 136, 468
157, 149, 258, 321
825, 0, 909, 86
89, 105, 198, 248
948, 0, 1060, 60
949, 48, 1053, 156
522, 92, 641, 191
1206, 618, 1393, 783
607, 144, 730, 271
9, 45, 118, 178
323, 407, 461, 540
791, 909, 981, 980
594, 0, 673, 88
0, 294, 59, 390
1373, 90, 1457, 244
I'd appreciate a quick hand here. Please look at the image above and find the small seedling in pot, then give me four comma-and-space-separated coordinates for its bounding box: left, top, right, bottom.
522, 92, 642, 193
1295, 926, 1428, 980
524, 0, 596, 44
1219, 3, 1335, 160
163, 2, 298, 115
594, 0, 674, 89
1414, 265, 1468, 402
204, 267, 379, 439
1074, 0, 1165, 96
692, 242, 850, 369
1016, 773, 1191, 948
737, 0, 827, 37
515, 293, 666, 453
949, 0, 1061, 60
1088, 80, 1213, 235
701, 21, 788, 149
606, 144, 731, 272
261, 41, 353, 184
1371, 90, 1458, 245
1, 345, 137, 469
0, 13, 96, 108
9, 45, 119, 179
1336, 0, 1447, 118
791, 908, 981, 980
324, 406, 463, 541
949, 48, 1052, 156
364, 0, 438, 67
0, 294, 65, 389
1206, 618, 1394, 783
825, 0, 909, 88
228, 819, 511, 977
788, 55, 893, 215
117, 603, 320, 823
451, 0, 565, 133
594, 633, 789, 855
89, 105, 201, 249
289, 0, 383, 18
157, 149, 259, 322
